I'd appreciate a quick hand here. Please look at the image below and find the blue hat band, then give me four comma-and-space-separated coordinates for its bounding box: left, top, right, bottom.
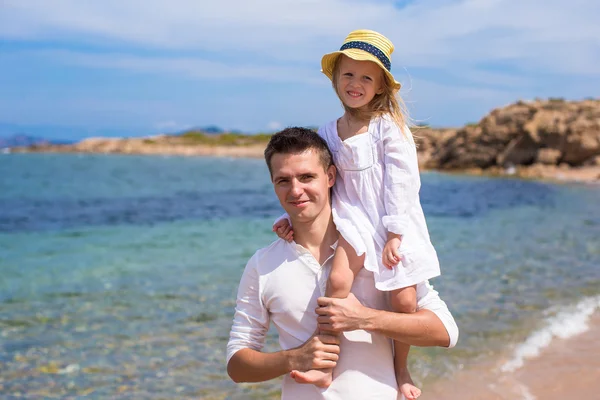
339, 41, 391, 71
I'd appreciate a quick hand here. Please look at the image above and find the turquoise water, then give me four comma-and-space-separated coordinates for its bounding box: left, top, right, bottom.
1, 153, 599, 399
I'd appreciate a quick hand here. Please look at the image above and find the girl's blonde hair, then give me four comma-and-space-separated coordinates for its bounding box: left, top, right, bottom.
331, 56, 410, 132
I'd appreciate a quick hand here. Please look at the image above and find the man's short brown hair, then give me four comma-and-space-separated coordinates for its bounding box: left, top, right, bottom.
264, 127, 333, 177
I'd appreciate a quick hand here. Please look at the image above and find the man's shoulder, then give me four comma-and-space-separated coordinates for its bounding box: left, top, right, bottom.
247, 239, 295, 274
252, 238, 288, 256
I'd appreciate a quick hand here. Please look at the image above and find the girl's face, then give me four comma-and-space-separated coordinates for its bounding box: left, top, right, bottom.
335, 55, 385, 110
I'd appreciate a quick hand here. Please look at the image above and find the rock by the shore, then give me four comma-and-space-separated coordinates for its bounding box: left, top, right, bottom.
424, 98, 600, 168
11, 98, 600, 183
416, 98, 600, 182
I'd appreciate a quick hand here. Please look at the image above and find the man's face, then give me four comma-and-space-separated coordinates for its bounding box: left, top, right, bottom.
270, 150, 335, 224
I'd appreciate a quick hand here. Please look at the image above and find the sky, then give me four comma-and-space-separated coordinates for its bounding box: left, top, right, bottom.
1, 0, 599, 140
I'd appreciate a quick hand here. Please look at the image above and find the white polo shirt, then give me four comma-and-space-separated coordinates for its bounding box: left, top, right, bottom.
227, 239, 458, 400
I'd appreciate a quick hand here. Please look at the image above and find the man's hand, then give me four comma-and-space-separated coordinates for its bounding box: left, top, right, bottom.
287, 332, 340, 372
316, 294, 375, 333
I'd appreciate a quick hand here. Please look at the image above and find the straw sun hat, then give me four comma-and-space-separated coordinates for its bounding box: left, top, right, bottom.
321, 29, 401, 91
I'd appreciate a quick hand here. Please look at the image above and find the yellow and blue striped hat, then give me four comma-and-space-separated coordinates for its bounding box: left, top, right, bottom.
321, 29, 401, 90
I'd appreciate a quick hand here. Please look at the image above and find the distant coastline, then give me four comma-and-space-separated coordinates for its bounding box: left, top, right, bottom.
10, 98, 600, 184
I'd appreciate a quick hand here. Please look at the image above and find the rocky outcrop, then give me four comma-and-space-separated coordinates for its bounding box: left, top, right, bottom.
417, 99, 600, 174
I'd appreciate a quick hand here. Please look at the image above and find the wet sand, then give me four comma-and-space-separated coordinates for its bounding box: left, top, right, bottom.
422, 313, 600, 400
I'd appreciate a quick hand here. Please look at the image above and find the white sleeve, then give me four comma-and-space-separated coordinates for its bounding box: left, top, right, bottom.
226, 254, 270, 364
381, 123, 421, 237
415, 281, 459, 348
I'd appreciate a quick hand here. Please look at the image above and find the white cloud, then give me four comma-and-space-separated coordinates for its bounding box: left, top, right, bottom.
0, 49, 325, 84
154, 120, 191, 132
1, 0, 599, 77
266, 121, 283, 131
402, 78, 520, 126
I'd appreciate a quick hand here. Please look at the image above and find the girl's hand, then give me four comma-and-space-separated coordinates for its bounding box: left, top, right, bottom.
382, 235, 402, 269
273, 219, 294, 242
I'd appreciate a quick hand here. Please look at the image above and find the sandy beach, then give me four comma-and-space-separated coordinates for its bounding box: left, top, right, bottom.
423, 312, 600, 400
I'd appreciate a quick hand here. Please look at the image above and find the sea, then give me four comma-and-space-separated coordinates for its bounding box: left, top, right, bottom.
1, 153, 599, 399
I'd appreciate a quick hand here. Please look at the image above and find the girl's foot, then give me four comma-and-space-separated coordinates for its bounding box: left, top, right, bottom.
397, 369, 421, 399
290, 368, 333, 388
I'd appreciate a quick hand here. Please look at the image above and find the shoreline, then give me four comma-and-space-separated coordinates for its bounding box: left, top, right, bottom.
8, 145, 600, 185
422, 312, 600, 400
440, 164, 600, 185
5, 98, 600, 185
10, 141, 268, 159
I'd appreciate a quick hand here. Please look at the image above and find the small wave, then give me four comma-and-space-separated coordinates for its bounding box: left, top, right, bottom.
501, 295, 600, 372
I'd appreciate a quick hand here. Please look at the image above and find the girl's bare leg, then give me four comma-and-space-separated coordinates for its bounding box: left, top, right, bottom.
391, 285, 422, 399
326, 236, 364, 298
291, 235, 364, 388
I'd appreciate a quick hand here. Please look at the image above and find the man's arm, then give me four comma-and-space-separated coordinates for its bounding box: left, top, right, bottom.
228, 335, 340, 383
315, 283, 459, 348
228, 349, 290, 383
226, 253, 340, 383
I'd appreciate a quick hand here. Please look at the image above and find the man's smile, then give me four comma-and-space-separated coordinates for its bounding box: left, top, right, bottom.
289, 199, 310, 207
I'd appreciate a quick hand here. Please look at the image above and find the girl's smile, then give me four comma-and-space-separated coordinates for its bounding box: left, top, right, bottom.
335, 55, 384, 110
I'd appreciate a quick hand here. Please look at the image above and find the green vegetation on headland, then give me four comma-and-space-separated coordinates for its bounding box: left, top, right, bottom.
178, 131, 272, 146
140, 131, 272, 146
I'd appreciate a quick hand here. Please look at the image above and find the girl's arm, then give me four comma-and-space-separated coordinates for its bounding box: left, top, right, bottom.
381, 123, 420, 235
273, 214, 294, 241
380, 122, 421, 266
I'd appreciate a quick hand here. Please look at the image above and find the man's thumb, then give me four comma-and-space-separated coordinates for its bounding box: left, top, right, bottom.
317, 296, 332, 307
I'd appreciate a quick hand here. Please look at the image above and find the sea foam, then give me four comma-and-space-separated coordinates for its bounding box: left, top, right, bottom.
501, 295, 600, 373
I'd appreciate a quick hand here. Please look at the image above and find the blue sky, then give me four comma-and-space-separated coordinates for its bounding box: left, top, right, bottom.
1, 0, 599, 140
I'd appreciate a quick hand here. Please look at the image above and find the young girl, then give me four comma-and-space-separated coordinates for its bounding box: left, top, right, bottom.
274, 29, 441, 400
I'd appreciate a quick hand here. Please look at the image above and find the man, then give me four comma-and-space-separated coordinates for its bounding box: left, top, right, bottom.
227, 127, 458, 399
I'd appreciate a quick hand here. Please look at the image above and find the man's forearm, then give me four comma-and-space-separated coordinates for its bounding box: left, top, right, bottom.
227, 348, 292, 383
228, 335, 340, 383
361, 308, 450, 347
